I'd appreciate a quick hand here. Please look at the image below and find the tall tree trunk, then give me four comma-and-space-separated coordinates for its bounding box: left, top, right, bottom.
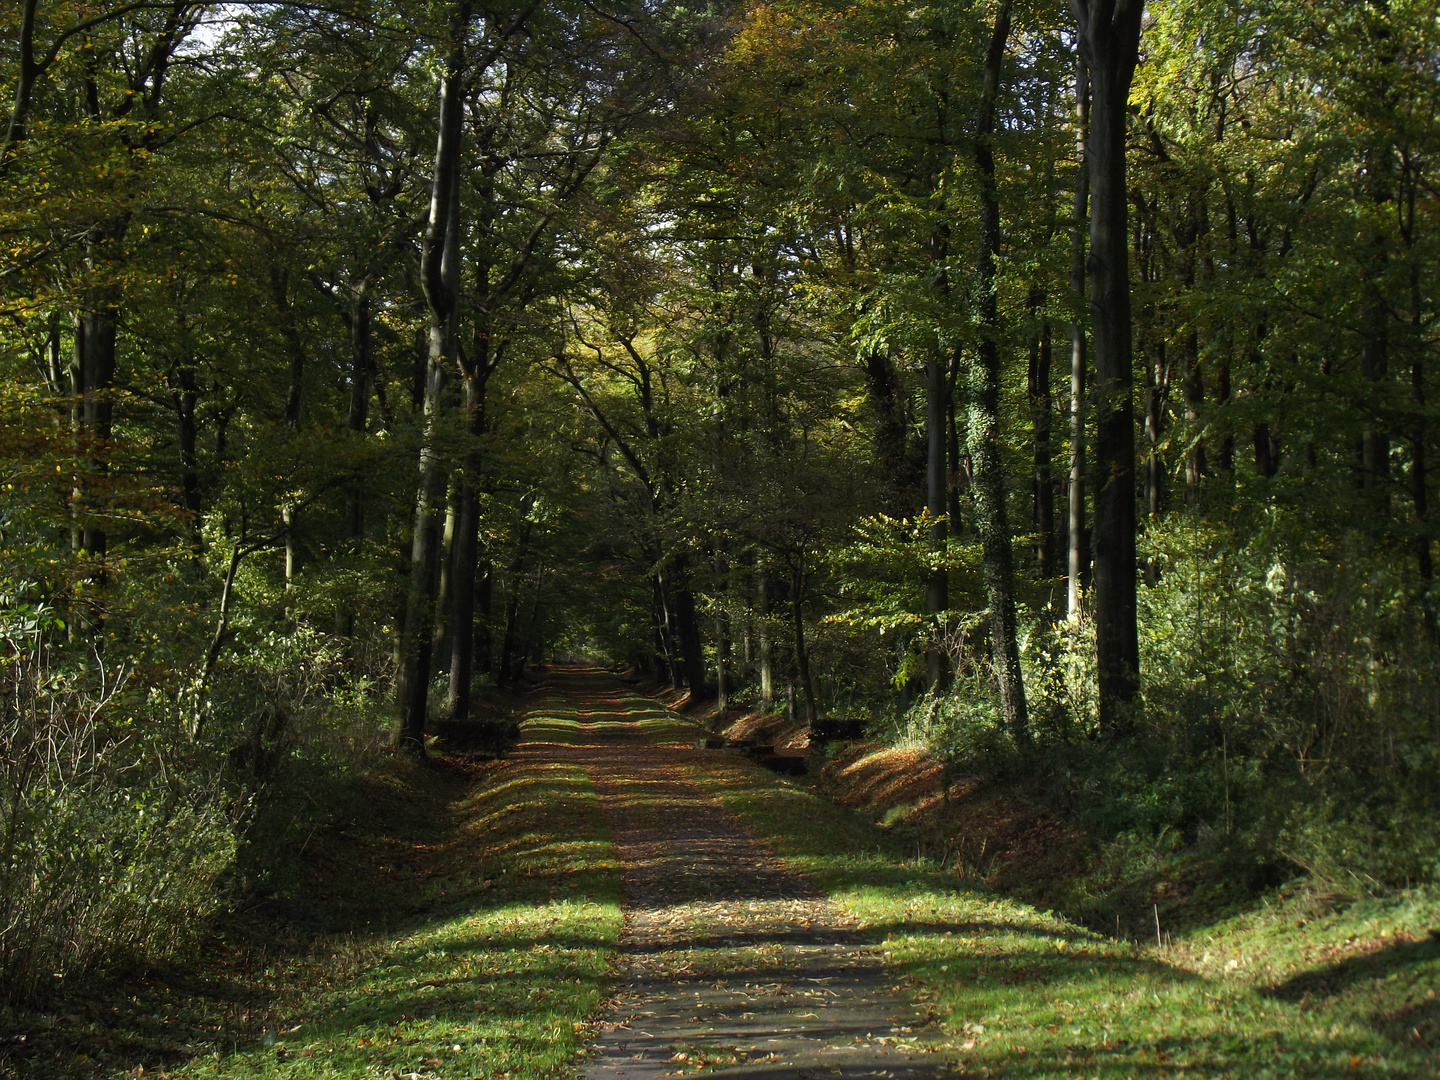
446, 391, 487, 718
757, 560, 775, 711
395, 0, 469, 751
75, 304, 118, 565
970, 1, 1028, 747
1074, 0, 1144, 732
669, 558, 708, 700
1145, 339, 1167, 521
715, 612, 730, 712
0, 0, 40, 171
1181, 329, 1205, 503
433, 480, 459, 681
790, 564, 818, 731
475, 561, 494, 677
1410, 263, 1436, 642
273, 265, 307, 592
947, 350, 966, 532
1028, 289, 1056, 579
651, 572, 677, 684
447, 177, 496, 719
715, 553, 730, 712
336, 280, 372, 640
1216, 355, 1234, 472
499, 519, 533, 685
864, 350, 917, 507
925, 350, 949, 690
175, 363, 201, 534
1361, 300, 1390, 491
1067, 52, 1090, 620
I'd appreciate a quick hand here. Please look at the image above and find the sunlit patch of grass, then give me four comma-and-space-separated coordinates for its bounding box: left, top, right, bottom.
177, 703, 622, 1080
612, 693, 694, 743
684, 746, 1440, 1078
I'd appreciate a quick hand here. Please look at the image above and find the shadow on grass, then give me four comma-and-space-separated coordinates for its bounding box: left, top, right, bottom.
1265, 931, 1440, 1003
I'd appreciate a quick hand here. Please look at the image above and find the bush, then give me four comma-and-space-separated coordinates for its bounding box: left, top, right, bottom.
0, 643, 235, 1004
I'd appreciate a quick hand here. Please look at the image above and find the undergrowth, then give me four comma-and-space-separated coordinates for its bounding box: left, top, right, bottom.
0, 685, 623, 1080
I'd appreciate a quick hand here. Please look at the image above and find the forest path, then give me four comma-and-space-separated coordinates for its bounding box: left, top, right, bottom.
517, 667, 946, 1080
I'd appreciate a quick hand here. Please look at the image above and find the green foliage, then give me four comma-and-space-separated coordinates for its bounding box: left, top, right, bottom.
0, 645, 235, 1004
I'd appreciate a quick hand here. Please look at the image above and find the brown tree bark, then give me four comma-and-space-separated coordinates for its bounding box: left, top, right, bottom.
925, 350, 948, 691
790, 563, 818, 732
1067, 52, 1090, 621
395, 0, 470, 752
1072, 0, 1145, 733
1028, 289, 1056, 579
969, 0, 1029, 747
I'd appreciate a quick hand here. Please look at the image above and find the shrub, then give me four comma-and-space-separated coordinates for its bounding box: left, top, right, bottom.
0, 641, 235, 1004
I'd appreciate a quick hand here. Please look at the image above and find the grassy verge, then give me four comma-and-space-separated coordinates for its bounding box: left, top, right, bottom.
662, 718, 1439, 1079
0, 686, 622, 1080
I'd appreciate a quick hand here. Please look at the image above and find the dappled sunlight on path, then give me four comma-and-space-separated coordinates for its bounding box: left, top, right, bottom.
518, 667, 948, 1080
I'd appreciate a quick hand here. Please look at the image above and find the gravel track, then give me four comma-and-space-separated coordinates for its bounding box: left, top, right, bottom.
521, 671, 948, 1080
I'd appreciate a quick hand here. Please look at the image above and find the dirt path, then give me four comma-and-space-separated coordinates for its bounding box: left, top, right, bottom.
523, 670, 947, 1080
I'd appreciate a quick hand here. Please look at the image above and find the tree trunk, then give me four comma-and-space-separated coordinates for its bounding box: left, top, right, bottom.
1181, 329, 1205, 503
336, 281, 371, 640
1074, 0, 1144, 732
864, 350, 917, 507
1361, 300, 1390, 491
670, 559, 708, 700
475, 561, 494, 677
970, 1, 1028, 747
947, 350, 966, 532
715, 612, 730, 712
446, 393, 486, 717
1067, 52, 1090, 621
433, 480, 459, 681
499, 519, 532, 685
1410, 262, 1436, 642
395, 0, 469, 751
76, 304, 118, 564
652, 572, 678, 684
1028, 290, 1055, 579
715, 553, 731, 712
175, 363, 201, 532
447, 175, 496, 719
0, 0, 40, 171
925, 350, 949, 691
1254, 423, 1279, 478
757, 561, 775, 711
1145, 339, 1167, 521
790, 564, 818, 731
1216, 354, 1233, 471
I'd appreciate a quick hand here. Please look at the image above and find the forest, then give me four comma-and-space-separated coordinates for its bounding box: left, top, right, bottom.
2, 0, 1438, 1057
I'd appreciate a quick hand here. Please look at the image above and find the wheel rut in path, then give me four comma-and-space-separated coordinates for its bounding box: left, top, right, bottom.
526, 671, 948, 1080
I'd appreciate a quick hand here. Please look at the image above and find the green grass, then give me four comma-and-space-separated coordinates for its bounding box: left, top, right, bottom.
0, 685, 623, 1080
678, 737, 1440, 1079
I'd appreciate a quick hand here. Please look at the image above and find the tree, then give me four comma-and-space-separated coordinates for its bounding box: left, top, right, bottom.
1072, 0, 1145, 733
